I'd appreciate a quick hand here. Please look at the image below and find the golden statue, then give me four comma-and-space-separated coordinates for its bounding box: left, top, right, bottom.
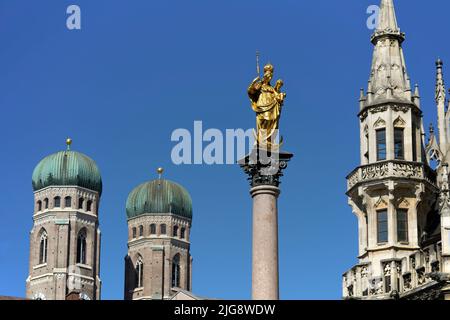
247, 57, 286, 150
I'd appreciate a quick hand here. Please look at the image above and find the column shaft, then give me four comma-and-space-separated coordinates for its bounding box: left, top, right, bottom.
250, 185, 280, 300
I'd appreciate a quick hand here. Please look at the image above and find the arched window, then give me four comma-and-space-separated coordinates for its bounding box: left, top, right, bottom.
44, 198, 49, 209
54, 196, 61, 208
173, 226, 179, 237
76, 229, 87, 264
180, 228, 186, 239
132, 227, 137, 238
160, 224, 167, 235
171, 254, 181, 288
86, 200, 92, 212
139, 225, 144, 237
78, 198, 84, 210
39, 230, 48, 264
150, 224, 156, 235
37, 201, 42, 212
135, 257, 144, 288
65, 196, 72, 208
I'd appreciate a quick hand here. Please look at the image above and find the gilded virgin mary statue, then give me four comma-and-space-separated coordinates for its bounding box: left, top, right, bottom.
247, 63, 286, 150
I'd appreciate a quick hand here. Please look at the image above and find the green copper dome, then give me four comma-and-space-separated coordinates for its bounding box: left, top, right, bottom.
32, 150, 102, 194
126, 179, 192, 219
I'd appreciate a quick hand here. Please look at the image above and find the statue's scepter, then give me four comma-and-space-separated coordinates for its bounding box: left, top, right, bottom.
256, 50, 261, 78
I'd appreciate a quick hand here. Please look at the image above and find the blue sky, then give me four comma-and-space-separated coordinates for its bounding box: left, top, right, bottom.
0, 0, 449, 300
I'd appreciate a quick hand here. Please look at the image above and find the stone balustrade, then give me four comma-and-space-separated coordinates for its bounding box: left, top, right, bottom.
347, 161, 437, 191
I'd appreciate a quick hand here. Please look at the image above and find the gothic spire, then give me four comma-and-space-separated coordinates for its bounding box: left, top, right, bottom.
374, 0, 401, 37
436, 59, 448, 154
366, 0, 412, 104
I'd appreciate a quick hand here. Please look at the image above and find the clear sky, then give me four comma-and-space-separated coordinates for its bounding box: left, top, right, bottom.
0, 0, 449, 300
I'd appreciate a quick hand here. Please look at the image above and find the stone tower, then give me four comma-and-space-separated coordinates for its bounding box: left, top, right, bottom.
343, 0, 450, 300
124, 173, 193, 300
26, 140, 102, 300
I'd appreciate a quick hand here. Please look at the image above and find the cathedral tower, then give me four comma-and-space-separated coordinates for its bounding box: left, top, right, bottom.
26, 139, 102, 300
343, 0, 450, 299
124, 170, 193, 300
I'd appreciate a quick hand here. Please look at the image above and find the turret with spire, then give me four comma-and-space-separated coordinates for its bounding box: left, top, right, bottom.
343, 0, 450, 300
363, 0, 413, 106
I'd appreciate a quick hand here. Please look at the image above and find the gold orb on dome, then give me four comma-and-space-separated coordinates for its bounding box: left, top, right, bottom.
157, 167, 164, 175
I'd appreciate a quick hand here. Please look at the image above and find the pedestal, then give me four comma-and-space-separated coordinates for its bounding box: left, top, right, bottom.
239, 148, 293, 300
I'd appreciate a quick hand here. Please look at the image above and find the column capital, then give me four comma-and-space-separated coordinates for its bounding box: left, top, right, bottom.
239, 148, 293, 188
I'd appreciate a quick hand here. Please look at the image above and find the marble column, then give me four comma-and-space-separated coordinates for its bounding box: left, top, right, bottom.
251, 185, 280, 300
239, 148, 293, 300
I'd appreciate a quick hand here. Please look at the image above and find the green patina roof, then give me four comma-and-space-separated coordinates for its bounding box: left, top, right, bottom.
126, 179, 192, 219
32, 150, 102, 194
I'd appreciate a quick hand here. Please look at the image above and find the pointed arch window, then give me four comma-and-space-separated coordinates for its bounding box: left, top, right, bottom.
160, 224, 167, 235
172, 254, 181, 288
76, 229, 87, 264
37, 201, 42, 212
65, 196, 72, 208
132, 227, 137, 239
54, 196, 61, 208
135, 257, 144, 288
173, 226, 179, 238
150, 224, 156, 235
139, 225, 144, 237
78, 198, 84, 210
39, 230, 48, 264
44, 198, 49, 209
86, 200, 93, 212
180, 228, 186, 239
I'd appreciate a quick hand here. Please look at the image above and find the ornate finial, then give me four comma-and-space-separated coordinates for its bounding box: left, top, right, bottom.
157, 167, 164, 179
66, 138, 72, 151
436, 58, 446, 104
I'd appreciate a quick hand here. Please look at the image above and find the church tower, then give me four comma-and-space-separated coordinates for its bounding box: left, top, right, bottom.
343, 0, 450, 299
26, 139, 102, 300
124, 169, 193, 300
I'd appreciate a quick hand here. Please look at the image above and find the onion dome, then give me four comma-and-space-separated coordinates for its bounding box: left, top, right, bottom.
32, 139, 102, 194
126, 174, 192, 219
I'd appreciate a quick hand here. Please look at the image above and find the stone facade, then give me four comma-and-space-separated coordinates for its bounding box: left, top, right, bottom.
26, 186, 101, 300
343, 0, 450, 300
124, 214, 192, 300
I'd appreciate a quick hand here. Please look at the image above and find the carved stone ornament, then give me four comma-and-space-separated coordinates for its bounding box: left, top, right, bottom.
384, 263, 392, 276
374, 117, 386, 128
239, 149, 293, 188
393, 116, 406, 127
375, 197, 388, 209
370, 106, 389, 114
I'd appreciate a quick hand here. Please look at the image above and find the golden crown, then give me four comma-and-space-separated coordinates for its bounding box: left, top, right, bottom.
264, 63, 274, 73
